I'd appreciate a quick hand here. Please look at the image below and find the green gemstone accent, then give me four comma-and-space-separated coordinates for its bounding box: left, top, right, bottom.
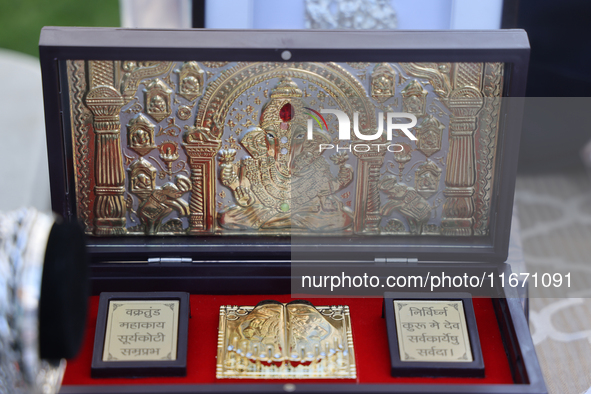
280, 203, 290, 212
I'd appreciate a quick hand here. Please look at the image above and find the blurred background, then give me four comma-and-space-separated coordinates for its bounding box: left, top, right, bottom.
0, 0, 120, 57
1, 0, 589, 209
0, 1, 590, 393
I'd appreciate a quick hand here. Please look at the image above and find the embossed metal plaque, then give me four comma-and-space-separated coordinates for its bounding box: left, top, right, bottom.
65, 60, 504, 238
393, 300, 472, 363
102, 300, 179, 362
384, 292, 483, 377
216, 300, 356, 379
91, 292, 189, 378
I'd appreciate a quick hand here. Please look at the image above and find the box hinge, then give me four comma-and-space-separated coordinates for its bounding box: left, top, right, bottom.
374, 257, 418, 264
148, 257, 192, 264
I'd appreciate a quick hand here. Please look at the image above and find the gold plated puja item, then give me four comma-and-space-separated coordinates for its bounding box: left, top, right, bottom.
91, 292, 190, 378
383, 293, 484, 378
101, 299, 180, 362
65, 60, 504, 238
216, 300, 356, 379
393, 300, 473, 363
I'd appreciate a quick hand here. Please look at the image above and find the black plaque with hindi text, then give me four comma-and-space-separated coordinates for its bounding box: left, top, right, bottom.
384, 292, 484, 378
91, 292, 189, 378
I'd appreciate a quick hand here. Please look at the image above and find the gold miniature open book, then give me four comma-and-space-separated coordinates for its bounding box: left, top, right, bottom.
216, 300, 356, 379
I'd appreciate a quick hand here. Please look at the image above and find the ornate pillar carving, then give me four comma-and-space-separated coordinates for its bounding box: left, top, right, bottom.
353, 149, 385, 234
183, 128, 220, 234
85, 61, 127, 235
401, 62, 485, 236
440, 64, 484, 236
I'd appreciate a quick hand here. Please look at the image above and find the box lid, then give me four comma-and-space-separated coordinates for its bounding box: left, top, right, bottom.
40, 27, 529, 265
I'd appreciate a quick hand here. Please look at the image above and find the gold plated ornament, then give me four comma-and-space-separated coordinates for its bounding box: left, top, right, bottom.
67, 60, 504, 237
216, 300, 356, 379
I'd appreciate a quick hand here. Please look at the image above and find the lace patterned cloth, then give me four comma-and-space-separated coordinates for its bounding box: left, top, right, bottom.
516, 169, 591, 394
305, 0, 398, 29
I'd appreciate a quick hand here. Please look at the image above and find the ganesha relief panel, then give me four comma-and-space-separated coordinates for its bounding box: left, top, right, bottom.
66, 60, 504, 237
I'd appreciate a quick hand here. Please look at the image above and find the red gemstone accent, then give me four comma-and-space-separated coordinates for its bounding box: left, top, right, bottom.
279, 103, 294, 122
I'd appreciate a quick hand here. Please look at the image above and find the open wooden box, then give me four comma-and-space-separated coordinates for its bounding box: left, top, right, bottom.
39, 27, 545, 393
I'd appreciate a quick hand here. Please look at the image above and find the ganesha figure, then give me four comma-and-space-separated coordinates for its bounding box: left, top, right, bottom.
218, 77, 354, 232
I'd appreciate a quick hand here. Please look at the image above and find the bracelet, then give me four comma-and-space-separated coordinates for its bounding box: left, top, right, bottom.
0, 208, 66, 394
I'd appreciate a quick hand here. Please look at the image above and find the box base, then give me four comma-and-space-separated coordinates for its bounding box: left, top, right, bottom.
63, 295, 514, 387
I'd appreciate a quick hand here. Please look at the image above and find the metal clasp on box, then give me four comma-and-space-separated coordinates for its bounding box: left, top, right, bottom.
374, 257, 418, 264
148, 257, 193, 263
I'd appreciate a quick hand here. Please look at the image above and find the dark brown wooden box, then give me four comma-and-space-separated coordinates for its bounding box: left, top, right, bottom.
39, 27, 545, 394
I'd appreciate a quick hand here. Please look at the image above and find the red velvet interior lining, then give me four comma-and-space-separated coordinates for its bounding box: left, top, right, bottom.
62, 295, 514, 386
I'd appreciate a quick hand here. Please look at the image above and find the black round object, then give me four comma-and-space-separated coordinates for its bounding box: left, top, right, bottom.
38, 220, 88, 360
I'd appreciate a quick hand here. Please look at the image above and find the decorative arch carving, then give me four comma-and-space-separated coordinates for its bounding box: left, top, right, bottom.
183, 62, 380, 234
